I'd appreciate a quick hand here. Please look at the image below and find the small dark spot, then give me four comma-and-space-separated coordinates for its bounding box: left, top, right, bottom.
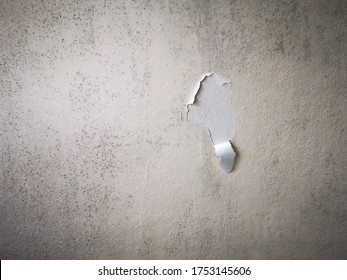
274, 39, 284, 54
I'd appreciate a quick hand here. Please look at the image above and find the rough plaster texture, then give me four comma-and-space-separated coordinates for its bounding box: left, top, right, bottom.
0, 0, 346, 259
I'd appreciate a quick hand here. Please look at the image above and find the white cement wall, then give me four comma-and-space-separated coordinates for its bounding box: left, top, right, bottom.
0, 0, 346, 259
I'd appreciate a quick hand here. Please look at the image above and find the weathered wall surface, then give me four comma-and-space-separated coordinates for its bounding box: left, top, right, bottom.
0, 0, 346, 259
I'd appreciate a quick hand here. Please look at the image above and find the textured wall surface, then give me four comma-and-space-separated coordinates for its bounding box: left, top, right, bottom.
0, 0, 346, 259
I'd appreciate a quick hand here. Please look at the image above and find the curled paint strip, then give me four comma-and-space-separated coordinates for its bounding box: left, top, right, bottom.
214, 142, 236, 173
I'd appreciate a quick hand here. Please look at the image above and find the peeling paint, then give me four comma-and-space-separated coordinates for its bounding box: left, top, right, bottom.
187, 74, 236, 172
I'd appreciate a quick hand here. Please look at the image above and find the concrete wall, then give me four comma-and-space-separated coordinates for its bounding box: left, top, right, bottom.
0, 0, 346, 259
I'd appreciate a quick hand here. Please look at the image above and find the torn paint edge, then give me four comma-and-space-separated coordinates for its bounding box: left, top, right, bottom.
186, 73, 232, 120
186, 72, 213, 106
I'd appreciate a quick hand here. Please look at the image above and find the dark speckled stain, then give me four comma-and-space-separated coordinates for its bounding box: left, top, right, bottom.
274, 39, 285, 54
303, 37, 311, 60
189, 0, 346, 68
